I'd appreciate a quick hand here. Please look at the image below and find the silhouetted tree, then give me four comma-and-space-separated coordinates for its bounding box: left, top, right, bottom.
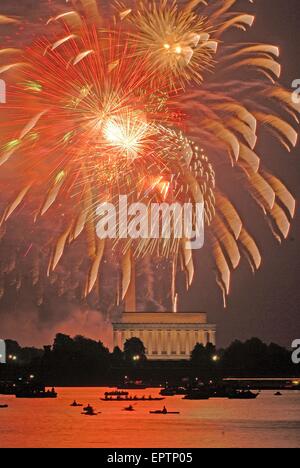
206, 342, 216, 358
111, 346, 124, 366
5, 340, 42, 366
191, 343, 207, 365
42, 333, 111, 385
221, 338, 282, 376
267, 342, 293, 375
2, 334, 299, 385
53, 333, 74, 353
124, 337, 146, 362
191, 342, 217, 376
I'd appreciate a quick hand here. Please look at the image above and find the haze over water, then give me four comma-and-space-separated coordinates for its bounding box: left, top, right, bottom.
0, 388, 299, 448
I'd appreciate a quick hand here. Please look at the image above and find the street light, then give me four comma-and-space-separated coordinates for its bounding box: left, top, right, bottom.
212, 355, 220, 362
8, 354, 17, 361
132, 355, 140, 362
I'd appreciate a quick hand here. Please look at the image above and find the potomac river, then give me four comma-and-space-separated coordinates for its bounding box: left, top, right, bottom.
0, 387, 299, 448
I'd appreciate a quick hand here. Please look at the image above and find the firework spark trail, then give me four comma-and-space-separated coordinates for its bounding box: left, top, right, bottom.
0, 0, 298, 311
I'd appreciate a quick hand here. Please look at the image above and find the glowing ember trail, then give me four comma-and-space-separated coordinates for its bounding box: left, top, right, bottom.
0, 0, 298, 309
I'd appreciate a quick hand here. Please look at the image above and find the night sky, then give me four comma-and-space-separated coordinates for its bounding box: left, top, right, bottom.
188, 0, 300, 348
0, 0, 300, 349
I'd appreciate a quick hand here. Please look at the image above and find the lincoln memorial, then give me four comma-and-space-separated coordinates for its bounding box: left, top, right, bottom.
112, 312, 216, 360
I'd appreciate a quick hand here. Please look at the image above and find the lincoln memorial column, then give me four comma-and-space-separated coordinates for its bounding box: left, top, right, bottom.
118, 331, 123, 350
170, 330, 174, 355
142, 330, 147, 353
185, 331, 190, 357
167, 331, 172, 356
205, 331, 209, 345
161, 331, 166, 355
157, 331, 162, 356
176, 331, 181, 356
148, 330, 153, 356
152, 330, 158, 354
209, 330, 216, 346
171, 330, 177, 355
189, 330, 195, 354
180, 330, 185, 356
163, 331, 168, 355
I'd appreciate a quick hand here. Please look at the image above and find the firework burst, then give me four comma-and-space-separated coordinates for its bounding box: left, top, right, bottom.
115, 0, 217, 86
0, 0, 298, 309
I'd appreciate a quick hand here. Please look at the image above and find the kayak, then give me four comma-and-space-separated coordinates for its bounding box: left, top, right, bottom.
101, 397, 164, 401
150, 410, 180, 414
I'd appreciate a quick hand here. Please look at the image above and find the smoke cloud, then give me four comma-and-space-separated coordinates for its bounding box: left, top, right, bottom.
0, 305, 113, 349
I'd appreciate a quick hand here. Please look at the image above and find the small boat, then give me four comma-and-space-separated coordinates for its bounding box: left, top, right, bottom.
0, 404, 8, 409
0, 383, 16, 395
83, 405, 93, 412
123, 405, 135, 412
228, 390, 259, 400
160, 388, 176, 396
82, 405, 99, 416
101, 395, 164, 402
209, 387, 230, 398
274, 392, 282, 396
105, 391, 129, 397
70, 401, 83, 407
118, 380, 147, 390
183, 389, 210, 400
150, 407, 180, 415
15, 389, 57, 399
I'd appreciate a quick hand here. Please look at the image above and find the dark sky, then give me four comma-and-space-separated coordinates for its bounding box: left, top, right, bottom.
185, 0, 300, 348
0, 0, 300, 349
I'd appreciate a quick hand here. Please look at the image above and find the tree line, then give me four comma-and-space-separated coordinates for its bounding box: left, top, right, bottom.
0, 334, 298, 386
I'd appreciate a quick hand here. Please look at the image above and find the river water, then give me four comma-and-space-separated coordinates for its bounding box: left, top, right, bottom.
0, 387, 299, 448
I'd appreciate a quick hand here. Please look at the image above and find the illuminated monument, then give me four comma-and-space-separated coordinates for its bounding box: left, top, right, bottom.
113, 312, 216, 361
112, 255, 216, 360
